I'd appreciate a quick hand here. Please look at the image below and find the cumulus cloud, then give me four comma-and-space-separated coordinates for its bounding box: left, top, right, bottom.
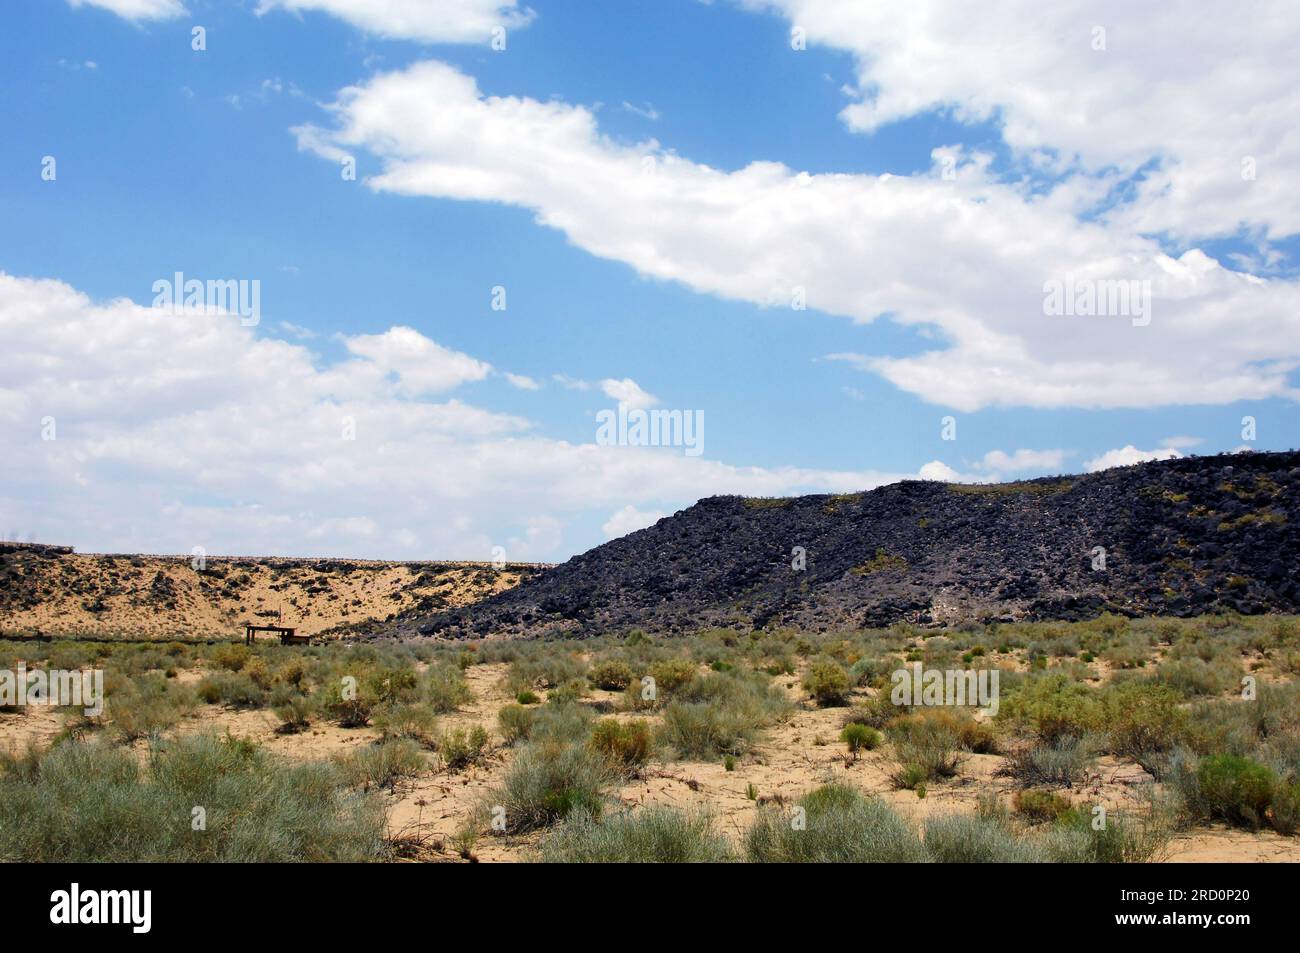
600, 377, 658, 411
913, 451, 1067, 484
601, 505, 665, 538
1084, 445, 1182, 472
737, 0, 1300, 245
295, 61, 1300, 412
256, 0, 534, 44
0, 272, 943, 558
342, 326, 491, 395
917, 460, 962, 482
67, 0, 185, 20
977, 448, 1068, 477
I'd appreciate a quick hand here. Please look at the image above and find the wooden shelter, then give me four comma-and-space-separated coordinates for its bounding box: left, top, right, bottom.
243, 623, 309, 646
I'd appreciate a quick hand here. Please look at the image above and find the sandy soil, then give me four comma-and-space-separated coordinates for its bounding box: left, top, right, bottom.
0, 551, 538, 639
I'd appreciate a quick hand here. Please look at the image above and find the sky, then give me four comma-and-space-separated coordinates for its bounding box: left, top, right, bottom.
1, 0, 1298, 561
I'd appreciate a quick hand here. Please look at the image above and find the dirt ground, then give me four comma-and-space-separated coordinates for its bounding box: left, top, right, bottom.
0, 551, 538, 639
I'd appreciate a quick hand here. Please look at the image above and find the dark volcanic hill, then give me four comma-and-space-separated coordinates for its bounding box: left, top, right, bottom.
393, 450, 1300, 639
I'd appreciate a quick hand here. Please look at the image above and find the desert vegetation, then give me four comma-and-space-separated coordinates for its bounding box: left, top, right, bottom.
1, 612, 1298, 861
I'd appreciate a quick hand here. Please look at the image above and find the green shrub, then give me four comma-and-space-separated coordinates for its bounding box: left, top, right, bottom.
1050, 807, 1172, 863
1013, 788, 1072, 823
923, 814, 1048, 862
335, 739, 427, 790
657, 701, 754, 759
976, 791, 1012, 825
589, 719, 654, 770
1269, 781, 1300, 835
492, 741, 613, 832
439, 725, 489, 771
373, 703, 438, 748
1000, 736, 1096, 787
803, 659, 852, 707
1099, 680, 1188, 767
425, 665, 473, 713
498, 703, 536, 745
1196, 754, 1276, 828
840, 723, 881, 760
998, 674, 1099, 745
1153, 657, 1242, 698
765, 655, 796, 677
845, 693, 909, 729
547, 678, 588, 705
653, 669, 788, 760
897, 764, 927, 791
589, 660, 635, 692
529, 702, 597, 745
242, 657, 273, 690
515, 690, 540, 705
621, 677, 658, 712
319, 674, 379, 727
505, 652, 589, 695
368, 666, 420, 706
195, 671, 267, 709
956, 716, 999, 754
109, 673, 195, 742
0, 734, 386, 861
847, 656, 891, 687
889, 711, 964, 786
648, 658, 697, 694
746, 784, 927, 863
209, 644, 253, 672
271, 690, 314, 734
538, 807, 734, 863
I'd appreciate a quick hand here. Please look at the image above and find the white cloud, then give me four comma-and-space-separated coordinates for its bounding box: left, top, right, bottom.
601, 505, 664, 538
977, 448, 1067, 477
621, 101, 660, 121
295, 61, 1300, 412
1084, 445, 1182, 472
600, 377, 658, 411
277, 320, 316, 340
737, 0, 1300, 245
306, 516, 378, 540
1160, 435, 1205, 450
67, 0, 185, 20
0, 272, 943, 558
256, 0, 534, 44
917, 460, 962, 482
505, 515, 563, 561
342, 326, 491, 395
552, 374, 591, 391
504, 372, 539, 391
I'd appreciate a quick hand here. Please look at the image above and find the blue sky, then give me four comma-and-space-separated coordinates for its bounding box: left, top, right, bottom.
2, 0, 1298, 560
